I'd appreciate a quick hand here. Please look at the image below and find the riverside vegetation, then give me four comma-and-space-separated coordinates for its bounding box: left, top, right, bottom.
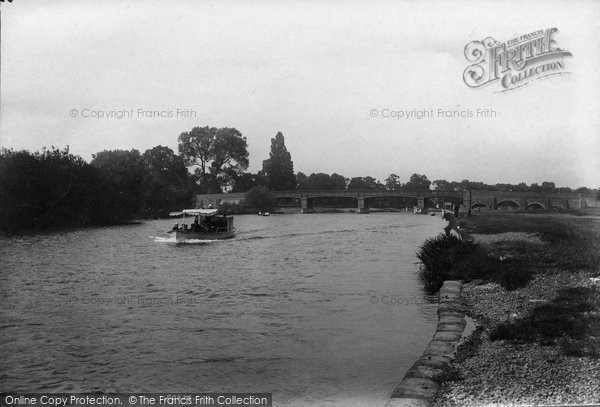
416, 211, 600, 405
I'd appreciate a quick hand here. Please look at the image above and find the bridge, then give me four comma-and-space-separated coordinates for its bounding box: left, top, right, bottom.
272, 189, 463, 213
196, 189, 598, 213
467, 190, 597, 212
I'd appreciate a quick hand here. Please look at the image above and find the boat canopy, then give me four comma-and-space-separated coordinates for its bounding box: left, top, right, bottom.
169, 208, 219, 217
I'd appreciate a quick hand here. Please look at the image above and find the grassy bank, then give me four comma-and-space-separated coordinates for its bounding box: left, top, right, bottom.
420, 211, 600, 405
461, 213, 600, 355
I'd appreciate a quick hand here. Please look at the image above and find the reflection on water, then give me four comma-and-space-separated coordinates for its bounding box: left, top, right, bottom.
0, 213, 446, 406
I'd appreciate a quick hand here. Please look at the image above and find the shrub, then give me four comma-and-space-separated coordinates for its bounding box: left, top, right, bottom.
416, 234, 475, 290
416, 233, 533, 291
490, 261, 533, 290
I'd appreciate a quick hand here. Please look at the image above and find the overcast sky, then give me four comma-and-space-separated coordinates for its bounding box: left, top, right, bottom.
1, 0, 599, 188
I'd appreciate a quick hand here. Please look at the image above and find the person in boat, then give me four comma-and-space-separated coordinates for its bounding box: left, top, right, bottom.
205, 215, 214, 232
172, 223, 178, 231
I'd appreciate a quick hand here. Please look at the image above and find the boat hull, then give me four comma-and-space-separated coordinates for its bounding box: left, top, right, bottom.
172, 229, 235, 241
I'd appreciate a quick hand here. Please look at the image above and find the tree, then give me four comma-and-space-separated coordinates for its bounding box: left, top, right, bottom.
141, 146, 193, 217
1, 147, 136, 232
262, 132, 296, 191
457, 179, 491, 191
245, 186, 275, 212
515, 182, 529, 192
91, 149, 146, 216
347, 177, 367, 189
330, 173, 348, 190
348, 176, 384, 189
575, 186, 593, 194
296, 172, 310, 190
432, 179, 451, 190
541, 181, 556, 193
386, 174, 402, 190
404, 173, 431, 190
309, 173, 336, 190
178, 126, 249, 193
229, 172, 267, 192
530, 183, 542, 193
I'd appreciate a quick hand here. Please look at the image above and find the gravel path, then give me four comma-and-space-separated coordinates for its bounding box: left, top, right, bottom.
432, 269, 600, 406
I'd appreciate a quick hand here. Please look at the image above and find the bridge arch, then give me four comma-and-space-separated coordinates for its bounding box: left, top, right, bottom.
526, 202, 546, 210
495, 199, 520, 210
471, 202, 489, 209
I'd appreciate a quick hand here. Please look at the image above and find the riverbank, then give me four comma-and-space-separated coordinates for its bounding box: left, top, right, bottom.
433, 212, 600, 406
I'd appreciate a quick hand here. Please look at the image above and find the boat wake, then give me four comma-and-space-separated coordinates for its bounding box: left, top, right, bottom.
153, 236, 218, 244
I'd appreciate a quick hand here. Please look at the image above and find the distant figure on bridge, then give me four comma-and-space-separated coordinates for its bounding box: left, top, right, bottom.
454, 205, 459, 218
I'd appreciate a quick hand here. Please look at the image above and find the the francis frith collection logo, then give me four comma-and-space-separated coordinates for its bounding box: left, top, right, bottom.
463, 28, 572, 92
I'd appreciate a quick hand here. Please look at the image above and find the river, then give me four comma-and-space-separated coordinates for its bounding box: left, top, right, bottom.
0, 213, 445, 406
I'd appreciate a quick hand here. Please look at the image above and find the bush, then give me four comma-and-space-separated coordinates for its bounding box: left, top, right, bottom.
490, 261, 533, 291
416, 234, 475, 290
416, 233, 533, 291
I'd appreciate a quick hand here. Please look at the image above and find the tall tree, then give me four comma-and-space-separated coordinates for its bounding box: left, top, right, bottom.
262, 132, 296, 190
178, 126, 249, 193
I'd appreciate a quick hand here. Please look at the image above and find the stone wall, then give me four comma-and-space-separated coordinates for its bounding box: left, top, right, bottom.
385, 281, 466, 407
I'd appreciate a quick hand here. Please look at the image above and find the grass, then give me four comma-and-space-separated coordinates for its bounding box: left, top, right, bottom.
418, 211, 600, 358
462, 212, 600, 271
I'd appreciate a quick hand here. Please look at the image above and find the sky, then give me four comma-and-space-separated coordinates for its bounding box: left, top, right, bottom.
1, 0, 599, 188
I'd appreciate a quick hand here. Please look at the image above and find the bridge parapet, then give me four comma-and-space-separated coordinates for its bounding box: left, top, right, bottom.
271, 189, 464, 199
196, 189, 598, 211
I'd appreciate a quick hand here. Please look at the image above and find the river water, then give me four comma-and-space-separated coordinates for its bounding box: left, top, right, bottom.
0, 213, 445, 406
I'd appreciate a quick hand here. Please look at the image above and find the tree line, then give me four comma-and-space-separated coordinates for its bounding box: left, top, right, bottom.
1, 126, 597, 232
0, 146, 192, 232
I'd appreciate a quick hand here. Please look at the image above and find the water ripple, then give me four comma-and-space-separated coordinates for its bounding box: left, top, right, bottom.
1, 213, 445, 405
